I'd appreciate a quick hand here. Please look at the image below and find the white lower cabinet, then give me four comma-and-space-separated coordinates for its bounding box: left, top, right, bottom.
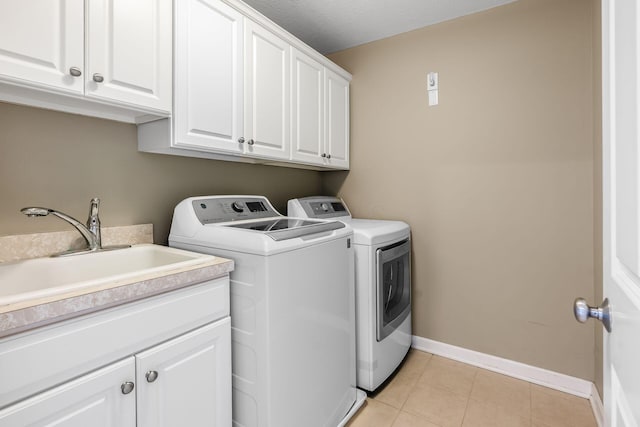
137, 319, 231, 427
0, 358, 136, 427
0, 279, 231, 427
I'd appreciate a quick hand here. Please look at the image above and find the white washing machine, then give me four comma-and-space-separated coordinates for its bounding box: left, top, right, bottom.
169, 195, 365, 427
288, 196, 412, 392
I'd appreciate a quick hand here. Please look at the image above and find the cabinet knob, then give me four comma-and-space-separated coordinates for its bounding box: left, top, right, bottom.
327, 154, 331, 159
93, 73, 104, 83
69, 67, 82, 77
145, 370, 159, 383
238, 137, 245, 144
247, 139, 255, 146
121, 381, 135, 395
321, 153, 327, 158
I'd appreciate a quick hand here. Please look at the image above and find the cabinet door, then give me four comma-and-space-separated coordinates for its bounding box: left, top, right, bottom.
291, 48, 325, 165
86, 0, 172, 112
244, 20, 290, 160
325, 69, 350, 169
174, 0, 244, 155
0, 358, 136, 427
136, 318, 232, 427
0, 0, 84, 94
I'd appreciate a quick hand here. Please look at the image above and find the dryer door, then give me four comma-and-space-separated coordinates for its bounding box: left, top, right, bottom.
376, 239, 411, 341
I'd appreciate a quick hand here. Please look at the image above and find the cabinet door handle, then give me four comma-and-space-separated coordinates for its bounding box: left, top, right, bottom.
327, 154, 331, 159
238, 137, 245, 144
247, 139, 255, 146
69, 67, 82, 77
93, 73, 104, 83
121, 381, 135, 394
321, 153, 327, 158
145, 370, 159, 383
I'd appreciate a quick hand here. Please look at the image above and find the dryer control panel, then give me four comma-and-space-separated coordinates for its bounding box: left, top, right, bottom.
192, 196, 280, 224
288, 196, 352, 219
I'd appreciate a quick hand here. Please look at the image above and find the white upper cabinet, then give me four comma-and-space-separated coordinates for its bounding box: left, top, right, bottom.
0, 0, 172, 122
0, 0, 84, 93
291, 48, 325, 165
173, 0, 244, 154
86, 0, 172, 112
290, 48, 350, 169
244, 20, 290, 160
325, 68, 350, 169
138, 0, 351, 170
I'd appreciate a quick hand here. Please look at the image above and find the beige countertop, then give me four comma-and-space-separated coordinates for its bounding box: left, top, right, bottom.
0, 255, 234, 338
0, 226, 234, 338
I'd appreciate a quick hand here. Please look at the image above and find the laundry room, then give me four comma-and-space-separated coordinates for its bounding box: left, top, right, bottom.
0, 0, 614, 425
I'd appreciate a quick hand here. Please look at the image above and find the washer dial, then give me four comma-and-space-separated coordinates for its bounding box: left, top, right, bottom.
231, 202, 244, 212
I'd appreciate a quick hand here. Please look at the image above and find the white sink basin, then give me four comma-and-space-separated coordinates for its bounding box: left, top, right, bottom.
0, 244, 215, 306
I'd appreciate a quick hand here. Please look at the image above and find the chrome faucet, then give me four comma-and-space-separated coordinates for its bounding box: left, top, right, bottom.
86, 198, 101, 249
21, 197, 105, 254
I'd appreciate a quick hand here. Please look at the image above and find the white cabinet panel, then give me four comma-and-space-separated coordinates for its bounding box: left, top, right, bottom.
290, 51, 350, 169
0, 358, 136, 427
291, 48, 324, 164
244, 20, 290, 160
137, 318, 232, 427
86, 0, 172, 111
325, 68, 350, 169
174, 0, 244, 154
0, 279, 231, 427
0, 320, 232, 427
0, 0, 84, 93
137, 0, 350, 169
0, 0, 171, 122
0, 278, 229, 409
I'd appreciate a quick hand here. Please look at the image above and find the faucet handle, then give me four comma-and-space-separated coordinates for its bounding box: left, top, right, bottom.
87, 198, 101, 248
89, 198, 100, 215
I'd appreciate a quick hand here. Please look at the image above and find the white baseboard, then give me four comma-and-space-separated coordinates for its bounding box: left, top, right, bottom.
590, 383, 605, 427
411, 335, 593, 398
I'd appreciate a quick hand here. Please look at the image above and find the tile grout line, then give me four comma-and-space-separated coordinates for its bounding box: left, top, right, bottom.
459, 367, 480, 427
529, 382, 533, 427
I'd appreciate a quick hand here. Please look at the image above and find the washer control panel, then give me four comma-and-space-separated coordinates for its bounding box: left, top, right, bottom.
192, 196, 279, 224
288, 196, 352, 219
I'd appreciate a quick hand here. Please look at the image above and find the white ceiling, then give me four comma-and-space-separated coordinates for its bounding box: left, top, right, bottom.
242, 0, 518, 54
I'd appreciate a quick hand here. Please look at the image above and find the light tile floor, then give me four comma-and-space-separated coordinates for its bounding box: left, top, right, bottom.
346, 350, 598, 427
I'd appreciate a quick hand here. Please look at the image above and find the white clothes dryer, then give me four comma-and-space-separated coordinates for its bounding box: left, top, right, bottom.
170, 195, 365, 427
288, 197, 412, 392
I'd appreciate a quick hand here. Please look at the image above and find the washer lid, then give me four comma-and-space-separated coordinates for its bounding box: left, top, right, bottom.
224, 217, 345, 241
